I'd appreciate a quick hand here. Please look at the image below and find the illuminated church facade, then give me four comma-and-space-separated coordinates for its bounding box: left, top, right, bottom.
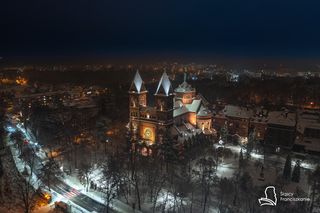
129, 71, 213, 145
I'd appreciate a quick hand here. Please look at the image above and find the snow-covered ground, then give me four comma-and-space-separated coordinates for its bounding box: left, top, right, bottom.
7, 130, 92, 213
214, 144, 311, 192
63, 173, 142, 213
6, 118, 317, 213
6, 124, 91, 212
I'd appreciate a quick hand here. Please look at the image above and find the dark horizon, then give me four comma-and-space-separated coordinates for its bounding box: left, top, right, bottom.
1, 53, 320, 70
2, 0, 320, 64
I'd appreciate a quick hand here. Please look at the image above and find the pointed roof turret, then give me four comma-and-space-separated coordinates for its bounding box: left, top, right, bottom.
155, 71, 173, 96
129, 70, 146, 93
174, 72, 195, 93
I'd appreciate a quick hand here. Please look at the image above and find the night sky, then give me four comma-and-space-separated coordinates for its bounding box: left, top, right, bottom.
2, 0, 320, 61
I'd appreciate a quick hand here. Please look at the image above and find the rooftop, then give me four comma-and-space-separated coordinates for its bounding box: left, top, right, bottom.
223, 105, 253, 119
267, 111, 296, 127
173, 99, 206, 117
197, 105, 212, 117
174, 81, 195, 93
186, 99, 202, 113
296, 110, 320, 134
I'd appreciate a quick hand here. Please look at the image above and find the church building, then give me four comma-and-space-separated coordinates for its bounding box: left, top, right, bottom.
129, 71, 213, 145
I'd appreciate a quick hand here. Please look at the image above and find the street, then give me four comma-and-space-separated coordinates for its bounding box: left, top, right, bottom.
7, 119, 116, 213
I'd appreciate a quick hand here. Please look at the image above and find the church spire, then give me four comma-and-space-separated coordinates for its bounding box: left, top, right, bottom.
155, 71, 173, 96
129, 70, 146, 93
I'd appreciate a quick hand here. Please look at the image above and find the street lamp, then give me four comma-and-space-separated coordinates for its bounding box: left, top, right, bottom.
104, 139, 110, 154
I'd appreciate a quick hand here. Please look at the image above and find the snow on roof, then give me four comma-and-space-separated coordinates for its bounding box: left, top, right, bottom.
174, 100, 183, 108
174, 81, 195, 93
174, 105, 189, 117
223, 105, 253, 119
197, 105, 212, 117
296, 110, 320, 134
129, 70, 146, 93
186, 99, 202, 112
267, 111, 296, 127
173, 97, 206, 117
155, 72, 173, 96
296, 137, 320, 152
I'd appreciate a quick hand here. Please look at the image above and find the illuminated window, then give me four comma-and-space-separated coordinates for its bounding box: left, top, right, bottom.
144, 128, 153, 140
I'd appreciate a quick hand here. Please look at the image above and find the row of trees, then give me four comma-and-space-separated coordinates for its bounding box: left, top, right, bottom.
282, 154, 320, 212
94, 132, 281, 213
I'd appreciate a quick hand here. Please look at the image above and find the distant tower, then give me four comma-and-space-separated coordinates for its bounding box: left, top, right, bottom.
154, 72, 174, 139
128, 70, 147, 139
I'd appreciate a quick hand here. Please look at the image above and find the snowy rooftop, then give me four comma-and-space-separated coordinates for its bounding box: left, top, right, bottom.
174, 105, 189, 117
173, 92, 213, 118
174, 100, 183, 108
173, 99, 206, 117
296, 110, 320, 134
197, 105, 212, 117
174, 81, 195, 93
295, 137, 320, 152
267, 111, 296, 127
174, 73, 195, 93
222, 105, 253, 119
185, 99, 202, 112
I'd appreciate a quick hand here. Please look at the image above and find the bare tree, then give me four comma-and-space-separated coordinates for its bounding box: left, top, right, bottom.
15, 150, 43, 213
38, 157, 63, 191
78, 161, 93, 192
100, 156, 121, 213
238, 172, 255, 213
143, 156, 167, 213
218, 177, 234, 212
131, 167, 142, 211
193, 157, 217, 213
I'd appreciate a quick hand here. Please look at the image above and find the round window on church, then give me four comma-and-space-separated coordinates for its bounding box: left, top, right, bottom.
144, 128, 153, 140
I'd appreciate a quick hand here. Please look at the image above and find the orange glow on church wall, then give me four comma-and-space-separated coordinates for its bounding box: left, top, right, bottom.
182, 93, 195, 104
188, 113, 197, 126
182, 97, 192, 104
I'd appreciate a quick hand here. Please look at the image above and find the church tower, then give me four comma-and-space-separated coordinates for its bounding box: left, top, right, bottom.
128, 70, 147, 139
128, 70, 174, 146
154, 71, 174, 126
